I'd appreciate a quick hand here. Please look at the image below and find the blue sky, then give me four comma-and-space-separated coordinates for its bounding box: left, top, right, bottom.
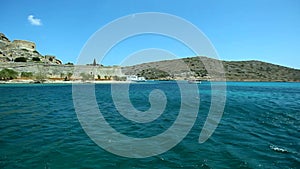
1, 0, 299, 68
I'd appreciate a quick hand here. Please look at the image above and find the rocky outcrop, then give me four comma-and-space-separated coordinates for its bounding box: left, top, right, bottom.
0, 33, 10, 42
0, 33, 61, 64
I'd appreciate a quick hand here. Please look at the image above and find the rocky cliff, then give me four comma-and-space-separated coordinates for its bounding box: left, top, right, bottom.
0, 33, 61, 64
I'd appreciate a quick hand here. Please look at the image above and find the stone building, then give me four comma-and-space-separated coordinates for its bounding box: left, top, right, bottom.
12, 40, 36, 51
45, 55, 62, 64
0, 33, 61, 64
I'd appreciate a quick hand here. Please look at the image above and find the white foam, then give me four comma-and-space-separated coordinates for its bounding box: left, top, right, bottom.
270, 145, 288, 153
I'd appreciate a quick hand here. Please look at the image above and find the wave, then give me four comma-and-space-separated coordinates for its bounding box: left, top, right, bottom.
270, 145, 288, 153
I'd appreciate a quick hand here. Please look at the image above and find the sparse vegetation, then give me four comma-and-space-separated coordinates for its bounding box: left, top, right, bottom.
65, 62, 74, 65
60, 73, 65, 79
80, 73, 93, 81
0, 68, 18, 80
34, 73, 47, 82
123, 56, 300, 81
66, 72, 73, 81
35, 66, 47, 82
21, 72, 33, 78
137, 68, 169, 79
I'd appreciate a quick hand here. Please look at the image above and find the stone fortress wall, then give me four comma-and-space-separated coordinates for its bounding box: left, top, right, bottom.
11, 40, 36, 51
0, 62, 124, 79
0, 33, 61, 64
45, 55, 62, 64
0, 33, 124, 80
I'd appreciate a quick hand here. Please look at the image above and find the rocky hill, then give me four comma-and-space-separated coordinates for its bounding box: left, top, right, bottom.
0, 33, 61, 64
1, 32, 299, 82
122, 56, 300, 82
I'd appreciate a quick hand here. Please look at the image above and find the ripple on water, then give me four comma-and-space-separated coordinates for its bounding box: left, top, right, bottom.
0, 82, 299, 168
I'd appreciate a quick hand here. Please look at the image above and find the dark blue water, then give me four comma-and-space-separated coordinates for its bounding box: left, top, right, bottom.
0, 82, 299, 168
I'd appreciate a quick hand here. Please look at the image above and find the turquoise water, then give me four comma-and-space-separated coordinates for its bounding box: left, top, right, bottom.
0, 82, 299, 168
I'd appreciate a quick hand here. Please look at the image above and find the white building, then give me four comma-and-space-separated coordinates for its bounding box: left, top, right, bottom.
126, 75, 146, 82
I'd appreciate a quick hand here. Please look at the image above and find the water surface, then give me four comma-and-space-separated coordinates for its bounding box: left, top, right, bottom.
0, 82, 299, 168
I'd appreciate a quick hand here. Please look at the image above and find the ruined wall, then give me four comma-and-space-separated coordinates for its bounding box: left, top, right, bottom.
44, 55, 62, 65
0, 63, 124, 79
12, 40, 36, 51
0, 33, 62, 65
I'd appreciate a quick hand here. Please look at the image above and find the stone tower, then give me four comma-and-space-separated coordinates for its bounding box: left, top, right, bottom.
93, 58, 96, 66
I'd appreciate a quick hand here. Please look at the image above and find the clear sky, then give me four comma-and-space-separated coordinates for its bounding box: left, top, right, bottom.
1, 0, 299, 68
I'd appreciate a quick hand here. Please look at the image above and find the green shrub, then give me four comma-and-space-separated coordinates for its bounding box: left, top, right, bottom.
0, 68, 18, 80
35, 73, 47, 81
21, 72, 33, 78
60, 73, 65, 78
137, 68, 169, 79
65, 62, 74, 65
67, 72, 73, 80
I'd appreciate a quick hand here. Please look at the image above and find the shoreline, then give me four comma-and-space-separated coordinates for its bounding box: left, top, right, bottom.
0, 79, 299, 84
0, 79, 135, 84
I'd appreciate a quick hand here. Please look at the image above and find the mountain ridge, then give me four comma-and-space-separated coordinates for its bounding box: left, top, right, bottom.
122, 56, 300, 82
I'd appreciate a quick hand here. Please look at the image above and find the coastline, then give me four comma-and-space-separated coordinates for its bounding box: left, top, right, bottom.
0, 79, 134, 84
1, 79, 299, 84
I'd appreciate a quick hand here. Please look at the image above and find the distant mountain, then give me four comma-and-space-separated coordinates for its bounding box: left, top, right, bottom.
122, 56, 300, 82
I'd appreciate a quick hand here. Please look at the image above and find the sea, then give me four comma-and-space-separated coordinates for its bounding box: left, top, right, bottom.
0, 81, 299, 169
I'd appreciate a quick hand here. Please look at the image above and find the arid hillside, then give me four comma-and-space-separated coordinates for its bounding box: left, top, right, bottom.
122, 56, 300, 82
